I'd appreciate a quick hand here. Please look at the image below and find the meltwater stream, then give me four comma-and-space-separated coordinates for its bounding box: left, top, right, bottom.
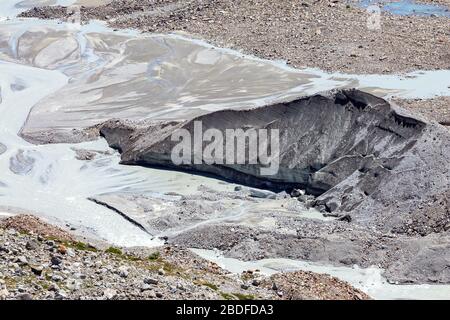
1, 0, 450, 299
0, 61, 164, 246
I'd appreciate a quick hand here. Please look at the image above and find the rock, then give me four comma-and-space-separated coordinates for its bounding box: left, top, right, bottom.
66, 248, 76, 257
249, 189, 277, 199
48, 283, 60, 292
57, 244, 67, 255
176, 284, 185, 291
276, 191, 289, 199
144, 278, 159, 285
94, 260, 103, 268
65, 279, 81, 291
55, 290, 68, 300
0, 245, 9, 253
30, 265, 44, 276
140, 284, 152, 291
298, 194, 313, 203
103, 288, 117, 300
50, 256, 62, 266
291, 189, 305, 198
158, 268, 165, 276
16, 256, 28, 266
324, 200, 339, 213
25, 240, 39, 251
252, 279, 261, 287
169, 285, 178, 293
17, 285, 27, 293
46, 240, 55, 248
74, 272, 86, 280
118, 266, 129, 278
338, 215, 352, 223
16, 293, 33, 300
271, 282, 278, 291
51, 274, 64, 282
73, 149, 97, 161
0, 289, 9, 300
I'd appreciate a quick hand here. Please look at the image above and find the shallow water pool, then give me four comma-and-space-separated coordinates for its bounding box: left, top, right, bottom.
359, 0, 450, 17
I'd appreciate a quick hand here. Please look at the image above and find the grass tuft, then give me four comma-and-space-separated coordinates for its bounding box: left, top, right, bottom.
220, 292, 235, 300
233, 292, 255, 300
148, 252, 160, 261
105, 247, 123, 255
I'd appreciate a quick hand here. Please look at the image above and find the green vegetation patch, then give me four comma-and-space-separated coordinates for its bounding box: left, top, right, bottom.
105, 246, 123, 255
233, 292, 255, 300
220, 292, 234, 300
148, 251, 160, 261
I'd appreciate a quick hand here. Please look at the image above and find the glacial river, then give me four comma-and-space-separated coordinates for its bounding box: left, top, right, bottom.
1, 0, 450, 299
